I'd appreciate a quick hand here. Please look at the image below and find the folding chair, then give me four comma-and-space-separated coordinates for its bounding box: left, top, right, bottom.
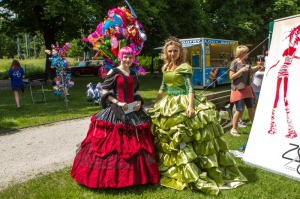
29, 80, 46, 104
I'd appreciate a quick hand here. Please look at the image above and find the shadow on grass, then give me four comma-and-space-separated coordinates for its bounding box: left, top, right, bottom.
0, 124, 22, 136
238, 164, 259, 183
84, 183, 161, 195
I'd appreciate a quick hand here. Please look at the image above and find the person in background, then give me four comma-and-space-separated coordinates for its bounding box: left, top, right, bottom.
251, 55, 265, 109
147, 37, 247, 195
228, 56, 247, 128
237, 110, 247, 127
237, 56, 264, 128
229, 45, 264, 136
8, 60, 25, 108
239, 55, 265, 150
71, 46, 160, 188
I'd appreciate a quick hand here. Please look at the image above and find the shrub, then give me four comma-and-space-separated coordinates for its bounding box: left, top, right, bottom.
136, 55, 160, 72
0, 69, 8, 79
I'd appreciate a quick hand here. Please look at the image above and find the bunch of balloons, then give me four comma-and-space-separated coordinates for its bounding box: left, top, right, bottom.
82, 0, 147, 78
45, 42, 71, 70
53, 73, 74, 97
45, 42, 74, 96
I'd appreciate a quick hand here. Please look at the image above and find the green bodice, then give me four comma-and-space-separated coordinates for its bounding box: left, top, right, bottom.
160, 63, 194, 96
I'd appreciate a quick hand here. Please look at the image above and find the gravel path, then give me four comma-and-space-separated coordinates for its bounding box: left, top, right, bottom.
0, 117, 90, 191
0, 77, 154, 192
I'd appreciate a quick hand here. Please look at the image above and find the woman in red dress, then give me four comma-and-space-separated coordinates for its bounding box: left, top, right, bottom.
71, 46, 160, 188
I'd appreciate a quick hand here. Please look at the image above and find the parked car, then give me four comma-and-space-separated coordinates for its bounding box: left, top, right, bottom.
68, 60, 103, 77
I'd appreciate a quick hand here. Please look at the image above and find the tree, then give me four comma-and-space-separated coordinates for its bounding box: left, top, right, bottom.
201, 0, 300, 44
1, 0, 299, 73
0, 0, 105, 79
0, 0, 172, 73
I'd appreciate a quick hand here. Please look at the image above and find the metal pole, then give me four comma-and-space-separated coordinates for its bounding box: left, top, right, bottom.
61, 69, 69, 111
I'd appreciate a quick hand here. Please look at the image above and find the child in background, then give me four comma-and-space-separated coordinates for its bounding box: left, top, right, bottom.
8, 60, 25, 108
251, 55, 265, 106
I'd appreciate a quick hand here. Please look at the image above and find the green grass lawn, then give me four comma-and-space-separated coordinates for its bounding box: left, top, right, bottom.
0, 58, 79, 79
0, 73, 226, 133
0, 74, 170, 132
0, 73, 299, 198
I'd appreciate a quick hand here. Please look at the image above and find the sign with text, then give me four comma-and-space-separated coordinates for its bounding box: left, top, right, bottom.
243, 15, 300, 181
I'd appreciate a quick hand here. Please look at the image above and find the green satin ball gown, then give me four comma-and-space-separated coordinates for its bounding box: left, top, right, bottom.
148, 63, 247, 195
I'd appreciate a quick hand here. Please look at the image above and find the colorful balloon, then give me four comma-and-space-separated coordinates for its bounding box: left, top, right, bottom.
110, 36, 118, 49
82, 2, 147, 75
104, 37, 111, 47
98, 45, 118, 63
111, 48, 118, 57
120, 39, 127, 48
102, 10, 123, 35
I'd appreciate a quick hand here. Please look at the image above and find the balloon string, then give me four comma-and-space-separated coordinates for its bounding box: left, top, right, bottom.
199, 36, 269, 95
124, 0, 137, 18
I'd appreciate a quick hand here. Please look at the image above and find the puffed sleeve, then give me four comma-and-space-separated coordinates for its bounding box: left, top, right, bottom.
102, 68, 118, 90
177, 63, 194, 94
100, 69, 118, 108
176, 63, 193, 75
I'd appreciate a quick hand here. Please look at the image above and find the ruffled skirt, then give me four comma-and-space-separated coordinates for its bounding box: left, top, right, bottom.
71, 105, 160, 188
148, 95, 247, 195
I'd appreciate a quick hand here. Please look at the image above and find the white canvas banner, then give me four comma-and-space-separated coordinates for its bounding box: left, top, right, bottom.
243, 15, 300, 181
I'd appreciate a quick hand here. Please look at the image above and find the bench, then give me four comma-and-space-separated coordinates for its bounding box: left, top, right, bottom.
23, 73, 47, 87
204, 90, 233, 126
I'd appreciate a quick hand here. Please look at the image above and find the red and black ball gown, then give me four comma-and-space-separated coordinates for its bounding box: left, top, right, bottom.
71, 68, 160, 188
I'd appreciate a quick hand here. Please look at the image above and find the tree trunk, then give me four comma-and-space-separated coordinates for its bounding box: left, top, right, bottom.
43, 28, 56, 82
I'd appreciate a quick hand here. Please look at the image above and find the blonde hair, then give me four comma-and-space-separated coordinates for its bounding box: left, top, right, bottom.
161, 37, 186, 67
235, 45, 249, 58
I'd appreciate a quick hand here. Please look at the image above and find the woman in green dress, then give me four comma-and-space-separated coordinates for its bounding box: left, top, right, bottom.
148, 37, 247, 195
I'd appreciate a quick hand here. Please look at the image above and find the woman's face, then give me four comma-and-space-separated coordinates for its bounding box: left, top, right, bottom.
167, 44, 180, 62
257, 59, 264, 66
121, 54, 133, 68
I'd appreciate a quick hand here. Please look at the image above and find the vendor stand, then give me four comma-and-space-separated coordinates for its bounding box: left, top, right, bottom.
155, 38, 238, 89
